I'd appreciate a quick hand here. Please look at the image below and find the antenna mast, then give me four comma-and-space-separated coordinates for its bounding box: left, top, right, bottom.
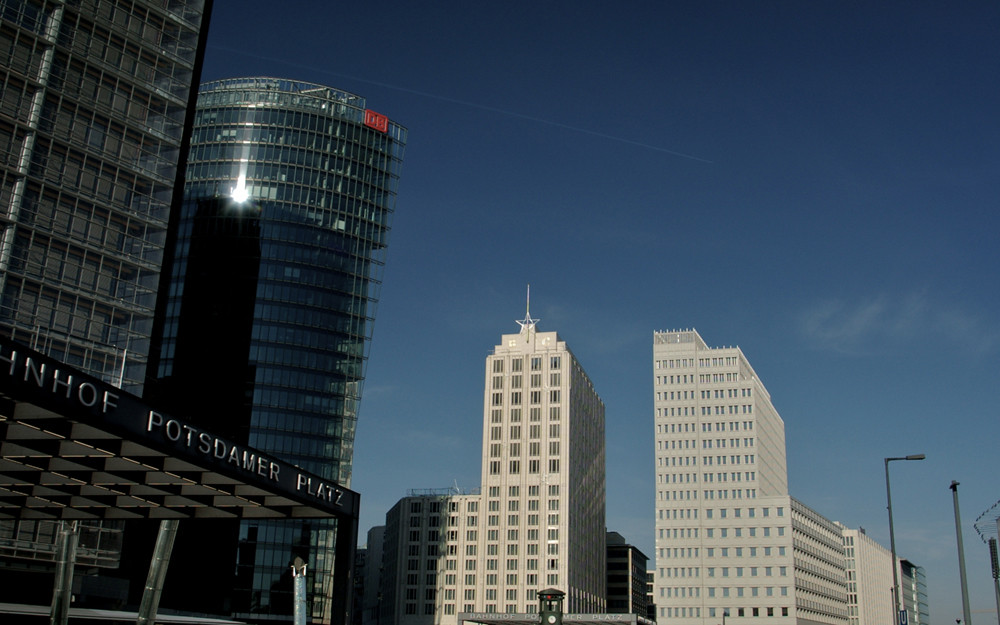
515, 284, 539, 334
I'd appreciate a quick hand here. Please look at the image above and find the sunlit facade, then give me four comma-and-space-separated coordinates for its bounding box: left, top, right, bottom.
149, 77, 406, 622
476, 322, 606, 615
840, 525, 893, 625
652, 329, 848, 625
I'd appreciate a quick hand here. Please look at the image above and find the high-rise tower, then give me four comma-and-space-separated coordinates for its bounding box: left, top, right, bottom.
147, 77, 407, 623
378, 309, 606, 625
0, 0, 212, 605
480, 310, 606, 614
652, 329, 847, 625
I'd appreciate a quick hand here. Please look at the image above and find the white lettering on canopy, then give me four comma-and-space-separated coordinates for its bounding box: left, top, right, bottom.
146, 411, 280, 482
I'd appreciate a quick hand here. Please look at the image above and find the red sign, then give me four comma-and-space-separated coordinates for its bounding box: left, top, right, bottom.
364, 109, 389, 133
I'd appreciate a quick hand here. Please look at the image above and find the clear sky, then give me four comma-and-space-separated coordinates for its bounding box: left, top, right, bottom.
201, 2, 999, 622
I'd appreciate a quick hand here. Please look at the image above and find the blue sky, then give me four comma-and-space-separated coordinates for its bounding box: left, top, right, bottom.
202, 2, 1000, 621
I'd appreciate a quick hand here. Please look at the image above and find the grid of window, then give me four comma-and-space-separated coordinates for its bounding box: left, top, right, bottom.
474, 332, 605, 615
653, 331, 809, 624
0, 0, 209, 593
0, 0, 208, 392
154, 78, 406, 620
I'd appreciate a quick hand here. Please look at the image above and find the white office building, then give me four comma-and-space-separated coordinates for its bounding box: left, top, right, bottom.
840, 526, 894, 625
653, 329, 848, 625
378, 312, 606, 625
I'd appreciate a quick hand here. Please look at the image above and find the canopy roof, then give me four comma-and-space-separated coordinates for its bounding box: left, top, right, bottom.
0, 338, 358, 521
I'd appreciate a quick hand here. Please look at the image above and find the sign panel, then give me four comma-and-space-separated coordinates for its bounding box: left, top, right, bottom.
363, 109, 389, 133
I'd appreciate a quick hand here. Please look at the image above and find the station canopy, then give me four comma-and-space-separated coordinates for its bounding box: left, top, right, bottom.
0, 338, 358, 521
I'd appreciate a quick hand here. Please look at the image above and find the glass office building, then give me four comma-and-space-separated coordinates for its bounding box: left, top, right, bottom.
0, 0, 211, 393
0, 0, 211, 607
148, 77, 406, 622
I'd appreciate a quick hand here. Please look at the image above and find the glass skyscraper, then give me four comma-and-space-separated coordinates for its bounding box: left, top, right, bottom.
147, 77, 406, 623
0, 0, 211, 393
0, 0, 211, 607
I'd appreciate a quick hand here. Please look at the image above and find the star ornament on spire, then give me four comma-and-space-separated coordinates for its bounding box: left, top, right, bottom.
516, 310, 539, 334
515, 285, 539, 335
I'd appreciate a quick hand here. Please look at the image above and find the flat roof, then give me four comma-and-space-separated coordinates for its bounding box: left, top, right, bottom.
0, 338, 358, 521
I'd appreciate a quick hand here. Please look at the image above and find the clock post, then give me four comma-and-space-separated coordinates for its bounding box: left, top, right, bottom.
538, 588, 565, 625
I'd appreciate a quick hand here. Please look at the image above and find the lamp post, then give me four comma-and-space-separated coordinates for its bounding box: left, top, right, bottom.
885, 454, 925, 625
950, 481, 972, 625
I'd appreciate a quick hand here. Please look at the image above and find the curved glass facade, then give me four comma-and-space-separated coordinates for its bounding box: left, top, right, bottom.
150, 77, 406, 622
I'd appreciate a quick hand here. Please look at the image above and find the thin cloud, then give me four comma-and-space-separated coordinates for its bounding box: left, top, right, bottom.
797, 296, 889, 350
797, 292, 1000, 355
389, 425, 469, 451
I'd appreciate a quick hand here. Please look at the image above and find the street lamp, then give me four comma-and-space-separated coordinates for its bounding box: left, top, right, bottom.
885, 454, 925, 625
950, 481, 972, 625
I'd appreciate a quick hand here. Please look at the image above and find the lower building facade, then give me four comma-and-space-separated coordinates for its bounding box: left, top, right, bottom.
790, 499, 849, 625
899, 560, 928, 625
840, 526, 893, 625
607, 532, 650, 615
359, 526, 386, 625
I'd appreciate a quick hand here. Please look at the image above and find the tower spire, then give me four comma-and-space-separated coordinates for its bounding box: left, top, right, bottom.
515, 284, 539, 334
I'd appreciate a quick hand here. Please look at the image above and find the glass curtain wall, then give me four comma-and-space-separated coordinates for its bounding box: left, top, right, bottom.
0, 0, 211, 606
149, 77, 406, 622
0, 0, 210, 392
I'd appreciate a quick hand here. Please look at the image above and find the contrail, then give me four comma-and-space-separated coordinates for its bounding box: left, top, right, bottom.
209, 44, 713, 164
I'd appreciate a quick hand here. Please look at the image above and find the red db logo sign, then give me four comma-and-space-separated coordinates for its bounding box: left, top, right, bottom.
364, 109, 388, 133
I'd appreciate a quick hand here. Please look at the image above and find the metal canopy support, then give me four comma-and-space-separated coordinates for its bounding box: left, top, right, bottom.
292, 558, 307, 625
48, 520, 79, 625
137, 519, 180, 625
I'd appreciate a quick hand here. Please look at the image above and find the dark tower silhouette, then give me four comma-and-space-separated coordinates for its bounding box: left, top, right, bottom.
154, 194, 262, 441
132, 194, 263, 615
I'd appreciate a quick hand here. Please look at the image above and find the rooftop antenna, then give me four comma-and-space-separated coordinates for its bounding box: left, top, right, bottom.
515, 284, 539, 335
